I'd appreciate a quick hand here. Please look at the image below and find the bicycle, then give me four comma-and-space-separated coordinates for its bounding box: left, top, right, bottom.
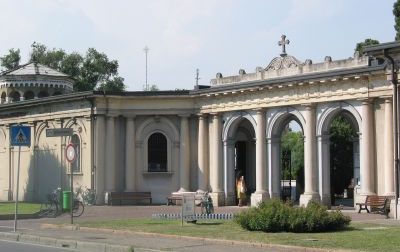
39, 188, 61, 218
39, 188, 84, 217
200, 191, 214, 215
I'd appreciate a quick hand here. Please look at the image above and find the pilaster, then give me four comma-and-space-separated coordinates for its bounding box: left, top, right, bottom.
178, 114, 190, 192
125, 116, 136, 191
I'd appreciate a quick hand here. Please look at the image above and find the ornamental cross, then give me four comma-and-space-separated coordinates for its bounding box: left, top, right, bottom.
278, 34, 290, 56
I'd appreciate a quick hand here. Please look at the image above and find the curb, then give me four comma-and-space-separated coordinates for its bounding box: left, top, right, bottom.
0, 231, 136, 252
40, 223, 356, 252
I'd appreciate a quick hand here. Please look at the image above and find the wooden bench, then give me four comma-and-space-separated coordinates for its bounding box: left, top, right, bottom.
109, 192, 152, 206
167, 193, 204, 206
167, 195, 183, 205
356, 195, 390, 218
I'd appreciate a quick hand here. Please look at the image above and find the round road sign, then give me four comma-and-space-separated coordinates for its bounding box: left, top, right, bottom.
65, 143, 76, 163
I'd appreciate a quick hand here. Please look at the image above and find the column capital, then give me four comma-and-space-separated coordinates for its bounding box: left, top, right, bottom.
358, 97, 374, 104
197, 113, 208, 118
302, 103, 316, 109
253, 108, 267, 113
125, 114, 136, 120
106, 114, 119, 118
178, 113, 191, 118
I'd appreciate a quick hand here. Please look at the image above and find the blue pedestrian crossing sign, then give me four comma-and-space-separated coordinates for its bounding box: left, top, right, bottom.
10, 126, 31, 146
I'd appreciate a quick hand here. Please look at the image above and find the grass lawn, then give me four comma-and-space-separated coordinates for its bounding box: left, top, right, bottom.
0, 202, 41, 215
78, 218, 400, 252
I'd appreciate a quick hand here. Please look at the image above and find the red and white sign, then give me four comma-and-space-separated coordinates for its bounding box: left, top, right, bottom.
65, 143, 76, 163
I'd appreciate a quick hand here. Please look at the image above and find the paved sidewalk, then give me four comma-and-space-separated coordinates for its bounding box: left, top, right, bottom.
0, 205, 397, 252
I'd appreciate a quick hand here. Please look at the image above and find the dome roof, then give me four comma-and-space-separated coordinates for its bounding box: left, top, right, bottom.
1, 62, 69, 77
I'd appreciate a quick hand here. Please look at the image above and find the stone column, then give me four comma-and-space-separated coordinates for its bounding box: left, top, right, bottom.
268, 137, 281, 199
360, 99, 375, 196
209, 113, 224, 206
223, 139, 236, 205
318, 134, 331, 206
384, 98, 395, 196
95, 115, 106, 204
300, 104, 320, 206
105, 115, 116, 192
197, 114, 209, 192
125, 116, 136, 191
178, 114, 190, 192
251, 109, 269, 206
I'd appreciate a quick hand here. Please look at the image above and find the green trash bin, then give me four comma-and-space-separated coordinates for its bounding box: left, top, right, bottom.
63, 191, 72, 211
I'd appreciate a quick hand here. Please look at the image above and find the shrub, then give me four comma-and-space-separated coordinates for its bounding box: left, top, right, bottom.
234, 200, 350, 233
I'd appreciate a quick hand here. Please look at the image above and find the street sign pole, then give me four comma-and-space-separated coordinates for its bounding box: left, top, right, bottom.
10, 125, 31, 233
70, 162, 73, 225
65, 143, 76, 225
14, 146, 21, 232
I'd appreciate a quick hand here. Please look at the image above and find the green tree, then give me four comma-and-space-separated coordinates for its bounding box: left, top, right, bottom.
355, 38, 380, 54
24, 42, 125, 92
281, 131, 304, 180
145, 84, 159, 91
394, 0, 400, 40
329, 115, 355, 204
0, 48, 21, 71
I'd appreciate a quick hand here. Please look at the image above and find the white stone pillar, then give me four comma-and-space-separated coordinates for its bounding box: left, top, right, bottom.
251, 109, 269, 205
384, 98, 395, 196
125, 116, 136, 191
223, 139, 236, 205
105, 115, 116, 192
300, 104, 320, 206
360, 99, 375, 196
210, 113, 224, 205
318, 134, 331, 206
268, 137, 281, 199
179, 115, 190, 192
95, 115, 106, 204
197, 114, 209, 192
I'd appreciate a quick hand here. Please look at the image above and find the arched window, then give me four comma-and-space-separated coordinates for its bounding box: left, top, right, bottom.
38, 90, 49, 98
1, 92, 6, 104
24, 90, 35, 100
9, 91, 20, 103
71, 134, 81, 173
148, 133, 167, 172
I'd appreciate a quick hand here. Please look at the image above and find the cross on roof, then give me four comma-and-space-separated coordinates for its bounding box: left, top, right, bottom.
278, 35, 290, 56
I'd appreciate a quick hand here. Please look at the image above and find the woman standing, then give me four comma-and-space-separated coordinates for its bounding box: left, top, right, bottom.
236, 175, 246, 207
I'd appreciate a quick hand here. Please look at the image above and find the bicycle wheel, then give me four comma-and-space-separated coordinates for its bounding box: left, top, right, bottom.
72, 200, 84, 217
48, 201, 58, 217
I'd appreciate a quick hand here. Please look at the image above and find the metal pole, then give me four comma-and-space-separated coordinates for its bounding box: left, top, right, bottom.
13, 146, 21, 232
70, 162, 74, 224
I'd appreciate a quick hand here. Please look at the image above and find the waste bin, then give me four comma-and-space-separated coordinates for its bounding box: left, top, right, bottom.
63, 191, 72, 211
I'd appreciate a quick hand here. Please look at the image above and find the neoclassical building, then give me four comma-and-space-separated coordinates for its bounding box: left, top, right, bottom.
0, 38, 399, 217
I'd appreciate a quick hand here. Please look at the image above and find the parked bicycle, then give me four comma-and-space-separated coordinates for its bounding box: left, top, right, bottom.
200, 191, 214, 215
39, 188, 84, 217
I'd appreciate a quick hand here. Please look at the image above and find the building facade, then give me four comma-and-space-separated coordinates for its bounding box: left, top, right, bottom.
0, 39, 399, 217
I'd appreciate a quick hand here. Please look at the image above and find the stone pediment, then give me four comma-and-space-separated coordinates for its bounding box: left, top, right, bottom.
265, 55, 301, 71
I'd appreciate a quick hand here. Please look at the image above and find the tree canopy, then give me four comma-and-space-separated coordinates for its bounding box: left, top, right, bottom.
1, 42, 126, 92
355, 38, 380, 54
394, 0, 400, 40
0, 49, 21, 71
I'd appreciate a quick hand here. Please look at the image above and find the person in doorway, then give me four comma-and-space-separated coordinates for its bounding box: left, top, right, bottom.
236, 175, 247, 207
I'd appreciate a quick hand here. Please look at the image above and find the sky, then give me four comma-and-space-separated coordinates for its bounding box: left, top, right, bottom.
0, 0, 396, 91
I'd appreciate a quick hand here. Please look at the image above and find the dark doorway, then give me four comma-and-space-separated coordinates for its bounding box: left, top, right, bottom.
330, 114, 356, 207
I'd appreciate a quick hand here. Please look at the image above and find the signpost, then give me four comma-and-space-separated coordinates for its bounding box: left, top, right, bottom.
65, 143, 76, 224
10, 125, 31, 232
46, 128, 73, 137
181, 193, 196, 226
